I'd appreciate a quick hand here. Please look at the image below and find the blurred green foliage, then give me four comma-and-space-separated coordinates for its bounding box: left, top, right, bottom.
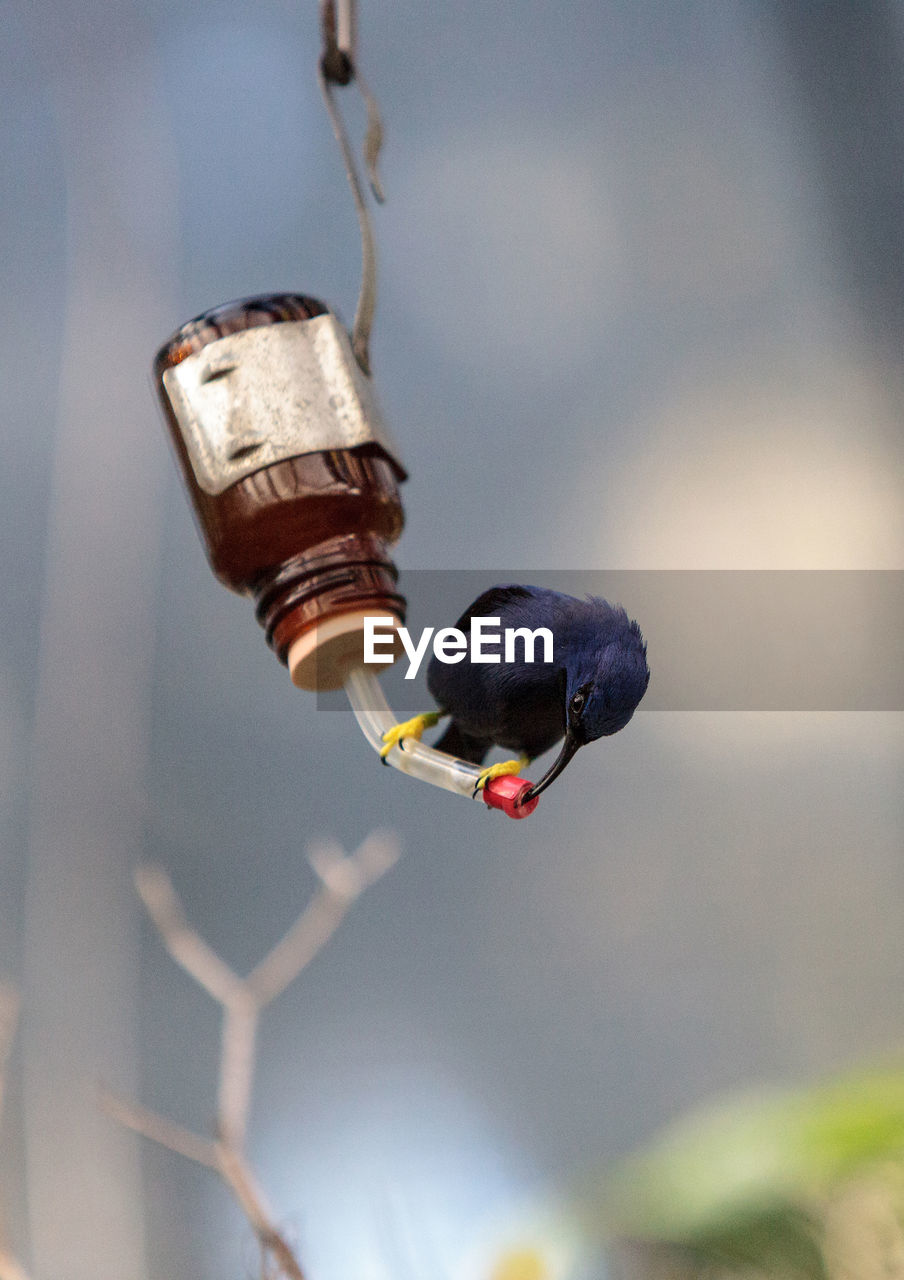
592, 1064, 904, 1279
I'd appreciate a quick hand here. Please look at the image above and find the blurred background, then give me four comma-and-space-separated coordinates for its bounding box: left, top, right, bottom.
1, 1, 903, 1277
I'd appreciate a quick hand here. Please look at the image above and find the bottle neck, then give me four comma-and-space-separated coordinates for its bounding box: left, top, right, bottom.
252, 531, 405, 666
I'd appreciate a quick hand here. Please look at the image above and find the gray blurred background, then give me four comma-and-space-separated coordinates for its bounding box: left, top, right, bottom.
2, 2, 903, 1277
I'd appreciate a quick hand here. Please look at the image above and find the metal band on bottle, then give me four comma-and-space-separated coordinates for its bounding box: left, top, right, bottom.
161, 314, 404, 495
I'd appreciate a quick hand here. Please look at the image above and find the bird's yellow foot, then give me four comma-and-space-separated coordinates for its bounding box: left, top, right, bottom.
473, 756, 531, 795
380, 711, 442, 760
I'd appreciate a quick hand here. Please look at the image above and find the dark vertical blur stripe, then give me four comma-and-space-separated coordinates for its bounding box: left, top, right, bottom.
764, 0, 904, 364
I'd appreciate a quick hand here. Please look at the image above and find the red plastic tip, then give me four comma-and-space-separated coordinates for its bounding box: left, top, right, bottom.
482, 775, 539, 819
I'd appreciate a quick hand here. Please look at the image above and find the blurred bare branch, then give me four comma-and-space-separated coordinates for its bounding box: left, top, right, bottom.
0, 986, 20, 1129
0, 1250, 31, 1280
100, 1091, 219, 1169
0, 985, 30, 1280
106, 830, 401, 1280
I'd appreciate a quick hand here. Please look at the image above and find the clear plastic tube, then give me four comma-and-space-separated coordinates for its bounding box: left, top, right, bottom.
343, 665, 486, 801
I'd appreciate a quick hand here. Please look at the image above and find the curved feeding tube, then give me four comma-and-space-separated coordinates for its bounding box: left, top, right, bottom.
343, 665, 539, 819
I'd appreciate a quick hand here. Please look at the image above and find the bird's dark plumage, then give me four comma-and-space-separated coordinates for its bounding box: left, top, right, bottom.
431, 717, 496, 765
427, 585, 649, 796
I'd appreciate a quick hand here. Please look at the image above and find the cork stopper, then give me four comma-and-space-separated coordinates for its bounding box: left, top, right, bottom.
287, 609, 404, 691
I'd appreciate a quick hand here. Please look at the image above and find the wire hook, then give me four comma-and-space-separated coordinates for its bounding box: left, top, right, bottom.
318, 0, 385, 375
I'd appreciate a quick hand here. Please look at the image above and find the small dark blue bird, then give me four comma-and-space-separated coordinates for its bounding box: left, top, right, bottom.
380, 585, 650, 799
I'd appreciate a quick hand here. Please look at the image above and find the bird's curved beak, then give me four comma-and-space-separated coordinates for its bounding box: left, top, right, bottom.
523, 731, 581, 801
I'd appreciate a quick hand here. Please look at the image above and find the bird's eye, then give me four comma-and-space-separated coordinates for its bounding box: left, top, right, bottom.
570, 691, 585, 716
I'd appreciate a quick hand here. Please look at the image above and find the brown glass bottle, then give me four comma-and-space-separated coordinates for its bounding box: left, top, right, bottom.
154, 293, 406, 690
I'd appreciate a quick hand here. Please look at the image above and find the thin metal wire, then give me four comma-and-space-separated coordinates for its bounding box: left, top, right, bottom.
318, 0, 385, 375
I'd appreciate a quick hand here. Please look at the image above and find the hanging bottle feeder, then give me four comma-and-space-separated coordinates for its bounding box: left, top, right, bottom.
154, 294, 406, 690
152, 1, 538, 820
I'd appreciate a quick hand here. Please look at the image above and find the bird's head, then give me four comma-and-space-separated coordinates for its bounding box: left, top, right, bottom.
569, 622, 651, 742
525, 607, 649, 800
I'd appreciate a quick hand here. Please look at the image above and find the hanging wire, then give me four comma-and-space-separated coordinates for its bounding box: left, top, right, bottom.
318, 0, 385, 375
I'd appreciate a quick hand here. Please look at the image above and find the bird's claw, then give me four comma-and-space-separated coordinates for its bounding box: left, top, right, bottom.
473, 757, 530, 797
380, 711, 441, 760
